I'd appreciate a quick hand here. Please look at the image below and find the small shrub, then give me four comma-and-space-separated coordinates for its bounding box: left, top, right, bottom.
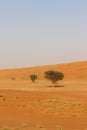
20, 123, 28, 129
1, 127, 10, 130
37, 125, 44, 129
12, 78, 16, 80
0, 95, 3, 97
30, 74, 37, 82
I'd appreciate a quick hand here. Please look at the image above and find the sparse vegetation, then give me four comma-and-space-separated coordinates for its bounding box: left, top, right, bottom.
12, 78, 16, 80
2, 97, 6, 101
56, 126, 63, 130
0, 95, 3, 98
36, 125, 45, 129
0, 79, 87, 130
0, 95, 7, 101
44, 70, 64, 87
20, 123, 28, 129
1, 127, 10, 130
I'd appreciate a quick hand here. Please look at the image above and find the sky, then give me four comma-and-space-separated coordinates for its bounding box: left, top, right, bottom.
0, 0, 87, 69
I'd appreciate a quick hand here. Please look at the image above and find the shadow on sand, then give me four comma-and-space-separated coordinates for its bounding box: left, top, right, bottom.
47, 85, 64, 88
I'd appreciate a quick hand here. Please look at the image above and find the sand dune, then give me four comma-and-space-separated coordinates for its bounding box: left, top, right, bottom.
0, 61, 87, 80
0, 61, 87, 130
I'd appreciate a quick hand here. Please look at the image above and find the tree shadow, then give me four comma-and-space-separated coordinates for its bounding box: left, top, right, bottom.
54, 85, 64, 87
47, 85, 64, 88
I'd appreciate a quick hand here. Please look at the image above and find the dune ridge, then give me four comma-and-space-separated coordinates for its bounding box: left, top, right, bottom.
0, 61, 87, 80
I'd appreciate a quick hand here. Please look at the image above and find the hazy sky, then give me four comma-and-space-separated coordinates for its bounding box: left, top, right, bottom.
0, 0, 87, 69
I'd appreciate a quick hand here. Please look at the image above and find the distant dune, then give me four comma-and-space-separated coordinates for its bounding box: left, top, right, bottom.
0, 61, 87, 80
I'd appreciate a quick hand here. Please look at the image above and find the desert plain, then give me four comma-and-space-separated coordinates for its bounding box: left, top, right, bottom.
0, 61, 87, 130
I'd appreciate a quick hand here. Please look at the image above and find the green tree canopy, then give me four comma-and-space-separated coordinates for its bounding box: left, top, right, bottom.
44, 70, 64, 86
30, 74, 37, 82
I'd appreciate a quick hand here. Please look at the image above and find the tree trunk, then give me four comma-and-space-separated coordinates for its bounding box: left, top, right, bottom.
52, 80, 56, 87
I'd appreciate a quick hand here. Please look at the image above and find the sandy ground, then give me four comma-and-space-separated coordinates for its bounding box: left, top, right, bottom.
0, 80, 87, 130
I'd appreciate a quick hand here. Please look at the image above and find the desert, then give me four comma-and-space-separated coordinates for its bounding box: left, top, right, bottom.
0, 0, 86, 129
0, 61, 87, 130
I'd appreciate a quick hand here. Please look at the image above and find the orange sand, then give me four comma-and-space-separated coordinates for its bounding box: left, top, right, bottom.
0, 61, 87, 130
0, 61, 87, 80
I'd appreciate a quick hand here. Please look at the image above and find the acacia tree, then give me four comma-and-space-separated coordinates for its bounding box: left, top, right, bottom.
30, 74, 37, 82
44, 70, 64, 87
